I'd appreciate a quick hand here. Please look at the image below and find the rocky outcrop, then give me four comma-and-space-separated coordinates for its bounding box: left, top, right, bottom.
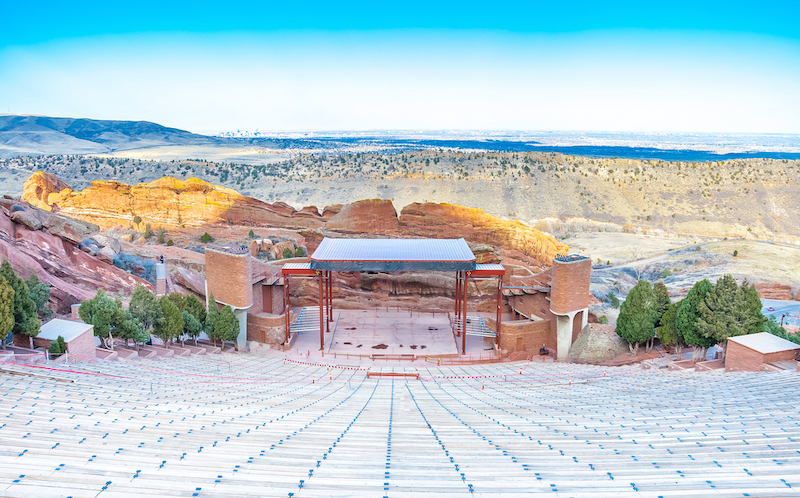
0, 204, 152, 313
326, 199, 399, 233
568, 323, 629, 362
399, 203, 568, 266
22, 172, 326, 230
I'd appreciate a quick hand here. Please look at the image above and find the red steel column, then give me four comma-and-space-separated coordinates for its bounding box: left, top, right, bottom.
284, 276, 290, 343
496, 277, 502, 349
454, 272, 461, 336
318, 271, 324, 351
328, 271, 333, 324
462, 271, 469, 355
325, 272, 331, 333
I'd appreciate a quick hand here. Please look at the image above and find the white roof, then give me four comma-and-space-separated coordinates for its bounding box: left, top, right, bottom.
38, 319, 93, 342
728, 332, 800, 354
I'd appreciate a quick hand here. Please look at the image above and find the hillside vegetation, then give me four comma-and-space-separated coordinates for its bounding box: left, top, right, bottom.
3, 151, 800, 239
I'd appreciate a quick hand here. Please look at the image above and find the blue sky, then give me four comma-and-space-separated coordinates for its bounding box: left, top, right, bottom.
1, 1, 799, 133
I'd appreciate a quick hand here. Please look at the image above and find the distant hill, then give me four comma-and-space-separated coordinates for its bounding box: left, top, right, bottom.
0, 115, 228, 157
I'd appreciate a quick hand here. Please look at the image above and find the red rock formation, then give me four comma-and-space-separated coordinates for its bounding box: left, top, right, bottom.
326, 199, 399, 233
399, 203, 568, 266
22, 172, 325, 230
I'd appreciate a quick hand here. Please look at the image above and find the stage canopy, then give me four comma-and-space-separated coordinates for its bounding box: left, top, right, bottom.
309, 237, 477, 272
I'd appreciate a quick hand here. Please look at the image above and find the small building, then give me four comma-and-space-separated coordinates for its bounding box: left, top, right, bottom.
726, 332, 800, 372
34, 319, 96, 362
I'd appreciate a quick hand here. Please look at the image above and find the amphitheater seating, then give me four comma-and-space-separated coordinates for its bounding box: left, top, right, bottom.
0, 352, 797, 496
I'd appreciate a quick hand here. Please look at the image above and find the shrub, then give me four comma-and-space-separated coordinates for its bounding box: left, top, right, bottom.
608, 291, 620, 309
598, 315, 608, 324
659, 268, 672, 279
733, 250, 738, 257
294, 246, 305, 257
157, 226, 166, 244
143, 224, 154, 238
132, 215, 142, 226
248, 230, 255, 238
282, 247, 293, 259
112, 254, 156, 285
695, 246, 701, 251
48, 335, 67, 356
200, 232, 213, 244
166, 239, 174, 246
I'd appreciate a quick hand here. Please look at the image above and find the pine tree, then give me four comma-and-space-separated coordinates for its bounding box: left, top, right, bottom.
652, 282, 671, 328
0, 275, 14, 350
656, 302, 683, 355
697, 275, 765, 359
155, 297, 184, 345
180, 310, 202, 347
615, 280, 657, 355
26, 274, 51, 317
204, 292, 219, 346
78, 290, 123, 349
0, 260, 39, 348
213, 305, 240, 351
128, 284, 162, 348
184, 294, 206, 325
676, 279, 717, 361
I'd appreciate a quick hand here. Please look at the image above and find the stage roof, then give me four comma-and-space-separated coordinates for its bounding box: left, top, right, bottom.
310, 238, 477, 272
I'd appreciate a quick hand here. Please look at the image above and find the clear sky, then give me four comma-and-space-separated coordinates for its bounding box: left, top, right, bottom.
1, 1, 799, 133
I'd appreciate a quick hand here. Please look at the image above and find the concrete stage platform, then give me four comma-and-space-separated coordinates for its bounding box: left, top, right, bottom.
328, 309, 458, 356
289, 308, 497, 356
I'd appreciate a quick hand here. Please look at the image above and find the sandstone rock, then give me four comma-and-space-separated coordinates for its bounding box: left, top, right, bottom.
273, 241, 296, 260
11, 210, 42, 231
40, 212, 98, 245
120, 233, 134, 242
0, 209, 14, 238
294, 206, 322, 219
322, 204, 342, 219
97, 246, 117, 265
399, 203, 567, 266
91, 233, 122, 253
135, 236, 147, 246
172, 266, 206, 296
21, 171, 71, 211
327, 199, 399, 233
755, 282, 794, 301
22, 174, 324, 229
249, 240, 259, 257
568, 323, 629, 362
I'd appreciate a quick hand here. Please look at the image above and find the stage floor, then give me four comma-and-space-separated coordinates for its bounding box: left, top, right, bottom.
327, 310, 458, 356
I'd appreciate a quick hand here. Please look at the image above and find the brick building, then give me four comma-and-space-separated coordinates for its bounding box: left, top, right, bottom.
28, 319, 96, 362
502, 255, 592, 361
204, 246, 285, 350
725, 332, 800, 372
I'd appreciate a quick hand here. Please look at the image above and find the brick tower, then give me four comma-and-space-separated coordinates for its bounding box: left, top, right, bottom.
549, 255, 592, 361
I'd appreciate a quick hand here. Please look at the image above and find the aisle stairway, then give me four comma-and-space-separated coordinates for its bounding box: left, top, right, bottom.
0, 353, 797, 496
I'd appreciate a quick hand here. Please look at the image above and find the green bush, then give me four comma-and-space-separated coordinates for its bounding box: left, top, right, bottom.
132, 215, 142, 226
659, 268, 672, 279
143, 224, 154, 238
282, 247, 293, 259
598, 315, 608, 325
157, 226, 166, 244
248, 230, 255, 238
294, 246, 305, 257
166, 239, 174, 246
200, 232, 213, 244
48, 335, 66, 356
733, 250, 738, 257
608, 291, 620, 309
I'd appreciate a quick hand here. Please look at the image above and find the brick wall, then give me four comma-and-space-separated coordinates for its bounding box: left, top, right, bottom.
66, 328, 97, 362
250, 282, 263, 314
205, 248, 253, 309
725, 341, 764, 371
485, 317, 552, 354
549, 258, 591, 314
247, 312, 295, 345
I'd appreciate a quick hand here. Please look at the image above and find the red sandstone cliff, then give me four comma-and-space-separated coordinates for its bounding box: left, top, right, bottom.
23, 173, 567, 266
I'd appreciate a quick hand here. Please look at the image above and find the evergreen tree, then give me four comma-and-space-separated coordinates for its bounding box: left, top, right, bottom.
0, 260, 39, 347
48, 335, 67, 357
128, 284, 162, 345
114, 310, 149, 347
166, 292, 186, 312
615, 280, 657, 355
656, 302, 684, 354
180, 310, 202, 347
79, 290, 123, 349
183, 294, 206, 325
0, 275, 14, 350
697, 275, 765, 359
155, 297, 184, 345
204, 292, 219, 345
213, 305, 240, 350
652, 281, 671, 327
676, 279, 717, 361
26, 274, 51, 317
